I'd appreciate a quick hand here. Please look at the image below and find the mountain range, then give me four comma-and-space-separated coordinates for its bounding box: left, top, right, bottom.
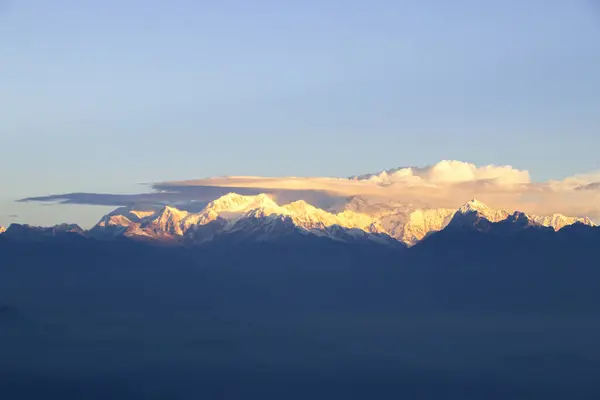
2, 194, 600, 399
0, 193, 596, 247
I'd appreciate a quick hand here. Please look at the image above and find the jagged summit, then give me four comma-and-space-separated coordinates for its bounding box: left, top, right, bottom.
206, 193, 277, 214
456, 199, 510, 223
495, 211, 549, 232
458, 198, 498, 214
458, 199, 487, 212
528, 213, 596, 231
161, 205, 187, 215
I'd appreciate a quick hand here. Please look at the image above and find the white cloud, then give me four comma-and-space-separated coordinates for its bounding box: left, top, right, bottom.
353, 160, 531, 187
547, 172, 600, 191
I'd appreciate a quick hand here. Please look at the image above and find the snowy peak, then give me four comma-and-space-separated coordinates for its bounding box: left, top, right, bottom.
206, 193, 277, 214
457, 199, 488, 213
90, 193, 398, 246
456, 199, 509, 222
454, 200, 596, 231
97, 214, 134, 228
447, 201, 593, 235
495, 212, 547, 232
91, 206, 158, 239
188, 193, 281, 228
528, 213, 596, 231
96, 206, 156, 227
448, 199, 511, 233
280, 200, 335, 230
343, 196, 416, 218
399, 208, 455, 245
283, 200, 315, 213
449, 200, 498, 232
143, 206, 190, 236
341, 197, 450, 244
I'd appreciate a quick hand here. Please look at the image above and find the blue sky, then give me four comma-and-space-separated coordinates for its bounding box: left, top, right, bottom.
1, 0, 599, 227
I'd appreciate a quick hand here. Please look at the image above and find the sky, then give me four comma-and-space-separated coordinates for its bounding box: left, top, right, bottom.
1, 0, 599, 227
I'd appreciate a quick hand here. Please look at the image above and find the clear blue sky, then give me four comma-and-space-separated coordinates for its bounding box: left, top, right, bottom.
1, 0, 599, 226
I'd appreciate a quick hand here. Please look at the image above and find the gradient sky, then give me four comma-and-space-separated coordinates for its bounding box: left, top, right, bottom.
1, 0, 599, 227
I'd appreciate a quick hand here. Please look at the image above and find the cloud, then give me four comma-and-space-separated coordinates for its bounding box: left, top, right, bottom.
547, 172, 600, 191
576, 182, 600, 191
156, 160, 600, 220
18, 186, 348, 215
351, 160, 531, 187
19, 160, 600, 223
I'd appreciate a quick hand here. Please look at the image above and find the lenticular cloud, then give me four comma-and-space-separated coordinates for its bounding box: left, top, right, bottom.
159, 160, 600, 222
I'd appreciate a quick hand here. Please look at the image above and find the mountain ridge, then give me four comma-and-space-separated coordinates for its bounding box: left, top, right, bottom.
1, 194, 596, 247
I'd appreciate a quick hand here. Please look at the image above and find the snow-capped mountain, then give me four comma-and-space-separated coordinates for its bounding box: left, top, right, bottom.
446, 199, 595, 233
341, 197, 454, 245
88, 194, 596, 246
456, 199, 510, 223
89, 193, 395, 246
398, 208, 456, 245
528, 214, 596, 231
447, 199, 509, 232
493, 211, 553, 234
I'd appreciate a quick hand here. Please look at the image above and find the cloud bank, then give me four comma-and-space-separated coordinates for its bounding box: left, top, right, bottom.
20, 160, 600, 223
157, 160, 600, 221
350, 160, 531, 187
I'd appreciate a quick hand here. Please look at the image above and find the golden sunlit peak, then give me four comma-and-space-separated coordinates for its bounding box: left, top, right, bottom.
459, 199, 489, 212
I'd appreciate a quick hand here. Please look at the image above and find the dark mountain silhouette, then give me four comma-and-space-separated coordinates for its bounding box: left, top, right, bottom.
1, 219, 600, 399
2, 223, 86, 242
